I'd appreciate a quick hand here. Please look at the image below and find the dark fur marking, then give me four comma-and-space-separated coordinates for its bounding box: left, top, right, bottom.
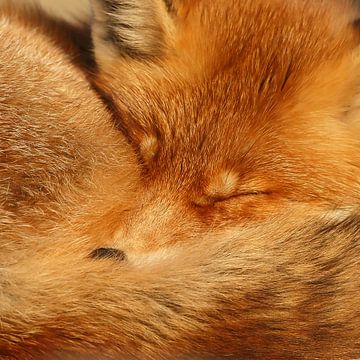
163, 0, 174, 13
103, 23, 162, 60
281, 62, 292, 91
99, 0, 164, 60
90, 248, 127, 261
102, 28, 149, 59
353, 18, 360, 29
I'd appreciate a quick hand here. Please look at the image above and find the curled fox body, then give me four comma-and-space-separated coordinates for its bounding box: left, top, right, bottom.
0, 0, 360, 359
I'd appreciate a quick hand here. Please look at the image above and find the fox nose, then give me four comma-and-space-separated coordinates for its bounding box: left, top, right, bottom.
89, 248, 127, 262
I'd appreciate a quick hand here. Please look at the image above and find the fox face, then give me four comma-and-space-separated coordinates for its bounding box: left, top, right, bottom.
91, 0, 360, 255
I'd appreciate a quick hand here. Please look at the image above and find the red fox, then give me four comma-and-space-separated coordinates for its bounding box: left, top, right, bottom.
0, 0, 360, 359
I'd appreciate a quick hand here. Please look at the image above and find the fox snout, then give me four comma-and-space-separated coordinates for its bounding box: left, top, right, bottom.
112, 192, 199, 258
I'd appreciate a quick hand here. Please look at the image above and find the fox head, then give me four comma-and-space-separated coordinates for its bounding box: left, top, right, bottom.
90, 0, 360, 256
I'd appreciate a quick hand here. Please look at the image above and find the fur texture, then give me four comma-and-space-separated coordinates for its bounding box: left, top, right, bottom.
90, 0, 360, 252
0, 0, 90, 23
0, 0, 360, 359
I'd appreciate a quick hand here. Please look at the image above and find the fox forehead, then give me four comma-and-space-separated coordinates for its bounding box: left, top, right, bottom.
113, 1, 360, 141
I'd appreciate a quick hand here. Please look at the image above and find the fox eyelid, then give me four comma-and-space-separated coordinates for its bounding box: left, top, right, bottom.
212, 190, 272, 203
192, 190, 271, 208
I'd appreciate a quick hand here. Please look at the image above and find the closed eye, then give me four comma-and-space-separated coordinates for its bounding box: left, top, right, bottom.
192, 190, 271, 207
211, 190, 272, 203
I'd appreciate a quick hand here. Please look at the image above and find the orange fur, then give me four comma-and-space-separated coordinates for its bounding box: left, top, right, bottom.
90, 0, 360, 253
0, 1, 360, 359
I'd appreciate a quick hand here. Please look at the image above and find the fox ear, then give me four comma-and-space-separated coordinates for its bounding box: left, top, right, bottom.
91, 0, 175, 65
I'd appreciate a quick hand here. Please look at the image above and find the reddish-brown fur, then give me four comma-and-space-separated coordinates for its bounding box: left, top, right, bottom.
91, 0, 360, 252
0, 0, 360, 359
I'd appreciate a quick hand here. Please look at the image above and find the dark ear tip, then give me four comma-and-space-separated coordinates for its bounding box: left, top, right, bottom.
89, 247, 127, 261
91, 0, 174, 61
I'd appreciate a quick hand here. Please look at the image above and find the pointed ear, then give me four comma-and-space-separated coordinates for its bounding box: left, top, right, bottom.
90, 0, 175, 66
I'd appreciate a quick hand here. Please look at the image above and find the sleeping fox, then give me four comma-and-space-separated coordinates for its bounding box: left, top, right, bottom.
0, 0, 360, 359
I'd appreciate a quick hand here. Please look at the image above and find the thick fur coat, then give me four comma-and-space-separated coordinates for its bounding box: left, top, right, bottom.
0, 0, 359, 359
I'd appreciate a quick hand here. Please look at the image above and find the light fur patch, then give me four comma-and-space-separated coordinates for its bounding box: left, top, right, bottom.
139, 135, 158, 162
206, 170, 239, 199
0, 0, 90, 23
129, 248, 178, 268
322, 207, 357, 223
